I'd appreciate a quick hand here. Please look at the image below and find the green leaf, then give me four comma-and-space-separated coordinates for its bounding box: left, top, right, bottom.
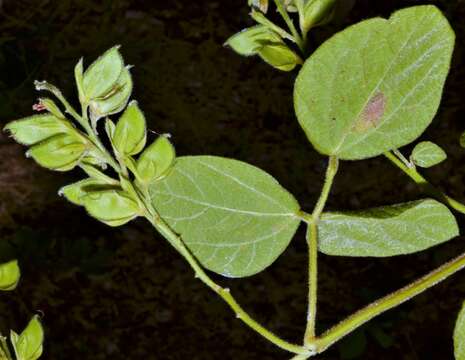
150, 156, 301, 277
27, 134, 86, 171
89, 65, 133, 119
113, 101, 147, 156
225, 25, 281, 56
410, 141, 447, 168
0, 260, 20, 291
11, 315, 44, 360
37, 98, 65, 119
318, 199, 458, 257
82, 45, 124, 100
294, 6, 455, 160
83, 189, 140, 226
137, 135, 176, 183
75, 57, 85, 103
4, 114, 71, 146
59, 178, 115, 206
258, 43, 301, 72
455, 301, 465, 359
302, 0, 336, 32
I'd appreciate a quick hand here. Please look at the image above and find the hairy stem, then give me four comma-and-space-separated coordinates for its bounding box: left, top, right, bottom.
273, 0, 306, 53
384, 151, 465, 214
314, 250, 465, 353
304, 156, 339, 344
145, 213, 310, 356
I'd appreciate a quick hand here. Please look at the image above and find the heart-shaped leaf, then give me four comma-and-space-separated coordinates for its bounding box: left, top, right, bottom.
294, 5, 455, 160
410, 141, 447, 168
318, 199, 458, 257
150, 156, 301, 277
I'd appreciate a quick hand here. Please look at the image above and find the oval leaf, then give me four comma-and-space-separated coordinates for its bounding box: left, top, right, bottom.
225, 25, 281, 56
0, 260, 20, 291
318, 199, 458, 257
455, 301, 465, 360
411, 141, 447, 168
82, 45, 124, 100
90, 65, 133, 119
150, 156, 301, 278
294, 5, 455, 160
27, 134, 86, 171
113, 101, 147, 156
59, 178, 116, 206
4, 115, 70, 146
11, 315, 44, 360
83, 189, 140, 226
137, 136, 176, 183
258, 43, 301, 72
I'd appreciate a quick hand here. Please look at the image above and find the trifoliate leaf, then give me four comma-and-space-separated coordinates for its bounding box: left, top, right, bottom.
113, 101, 147, 156
294, 6, 455, 160
411, 141, 447, 168
82, 45, 124, 100
137, 136, 175, 183
11, 315, 44, 360
150, 156, 301, 277
0, 260, 20, 291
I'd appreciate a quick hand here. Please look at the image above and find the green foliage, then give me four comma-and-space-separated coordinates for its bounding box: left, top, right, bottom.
411, 141, 447, 168
318, 199, 458, 257
0, 260, 20, 291
294, 5, 455, 160
10, 316, 44, 360
150, 156, 301, 277
455, 301, 465, 360
302, 0, 336, 32
113, 100, 146, 156
136, 135, 176, 184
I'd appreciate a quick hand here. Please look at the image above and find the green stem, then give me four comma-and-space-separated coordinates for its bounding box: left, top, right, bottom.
304, 156, 339, 344
0, 336, 12, 360
314, 250, 465, 353
384, 151, 465, 214
273, 0, 306, 53
145, 213, 310, 356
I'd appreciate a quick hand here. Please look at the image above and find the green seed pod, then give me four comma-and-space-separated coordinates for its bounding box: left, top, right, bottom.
0, 260, 20, 291
137, 135, 176, 184
89, 65, 133, 120
113, 100, 147, 156
10, 315, 44, 360
83, 189, 140, 226
82, 45, 124, 101
4, 114, 70, 146
27, 134, 87, 171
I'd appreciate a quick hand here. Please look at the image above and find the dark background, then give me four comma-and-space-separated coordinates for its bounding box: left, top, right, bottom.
0, 0, 464, 359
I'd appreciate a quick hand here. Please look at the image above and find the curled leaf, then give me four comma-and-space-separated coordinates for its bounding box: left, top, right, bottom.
137, 135, 176, 183
59, 178, 116, 206
113, 101, 147, 156
0, 260, 20, 291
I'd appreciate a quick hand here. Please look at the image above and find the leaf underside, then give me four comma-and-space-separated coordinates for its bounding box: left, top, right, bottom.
318, 199, 458, 257
150, 156, 301, 278
294, 5, 455, 160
